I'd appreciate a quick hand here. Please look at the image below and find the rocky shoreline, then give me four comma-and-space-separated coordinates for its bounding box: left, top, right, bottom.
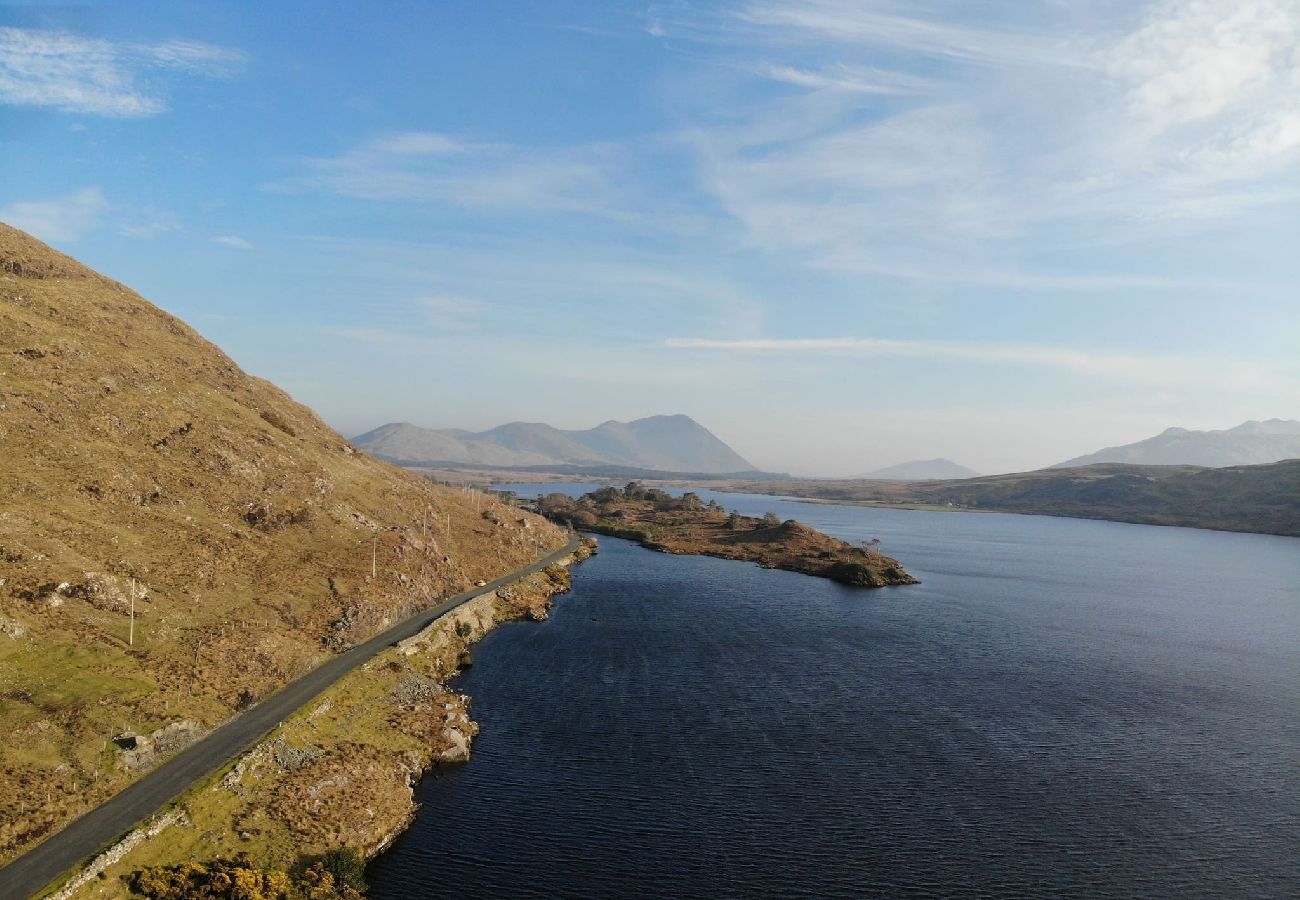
52, 538, 595, 899
538, 484, 917, 588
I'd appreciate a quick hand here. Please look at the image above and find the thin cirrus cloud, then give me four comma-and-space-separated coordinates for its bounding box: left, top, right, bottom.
275, 131, 624, 216
420, 294, 488, 330
0, 26, 244, 117
211, 235, 253, 249
663, 0, 1300, 278
760, 63, 934, 95
664, 336, 1289, 393
734, 0, 1094, 69
0, 187, 108, 241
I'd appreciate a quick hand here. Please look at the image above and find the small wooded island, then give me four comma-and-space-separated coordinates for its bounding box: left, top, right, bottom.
536, 483, 918, 588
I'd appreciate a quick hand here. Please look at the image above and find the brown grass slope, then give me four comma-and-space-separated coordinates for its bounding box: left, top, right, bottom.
0, 223, 568, 863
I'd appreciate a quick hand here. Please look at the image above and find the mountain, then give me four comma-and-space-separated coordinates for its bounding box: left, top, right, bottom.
353, 414, 757, 474
1054, 420, 1300, 468
729, 460, 1300, 537
0, 222, 568, 863
860, 458, 979, 480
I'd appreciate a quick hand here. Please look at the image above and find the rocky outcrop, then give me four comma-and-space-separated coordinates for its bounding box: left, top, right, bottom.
115, 721, 205, 771
542, 487, 916, 588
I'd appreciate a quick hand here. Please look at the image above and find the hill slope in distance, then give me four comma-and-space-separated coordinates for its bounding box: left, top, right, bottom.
726, 460, 1300, 537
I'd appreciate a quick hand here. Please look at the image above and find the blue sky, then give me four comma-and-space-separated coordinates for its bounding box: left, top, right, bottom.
2, 0, 1298, 474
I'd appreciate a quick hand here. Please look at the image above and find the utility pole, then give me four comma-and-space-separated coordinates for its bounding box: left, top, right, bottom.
128, 578, 135, 647
371, 535, 377, 579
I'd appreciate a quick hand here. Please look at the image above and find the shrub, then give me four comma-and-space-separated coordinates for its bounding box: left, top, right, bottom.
130, 855, 294, 899
299, 848, 367, 897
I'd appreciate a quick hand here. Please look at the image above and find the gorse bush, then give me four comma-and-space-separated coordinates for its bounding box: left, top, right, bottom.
130, 850, 366, 899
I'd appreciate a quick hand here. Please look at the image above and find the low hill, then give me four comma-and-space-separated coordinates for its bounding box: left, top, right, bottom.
354, 414, 756, 474
0, 223, 568, 863
860, 458, 979, 480
1054, 419, 1300, 468
727, 460, 1300, 536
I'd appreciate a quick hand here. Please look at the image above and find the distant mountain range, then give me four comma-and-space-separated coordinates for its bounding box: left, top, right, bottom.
860, 458, 979, 480
1054, 419, 1300, 468
354, 414, 758, 474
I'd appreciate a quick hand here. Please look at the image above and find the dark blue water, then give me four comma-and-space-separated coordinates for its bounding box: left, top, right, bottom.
368, 488, 1300, 899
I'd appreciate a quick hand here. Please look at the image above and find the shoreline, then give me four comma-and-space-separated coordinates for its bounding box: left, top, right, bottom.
42, 538, 596, 900
537, 487, 917, 588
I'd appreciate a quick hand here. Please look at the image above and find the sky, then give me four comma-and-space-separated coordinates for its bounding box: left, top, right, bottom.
2, 0, 1298, 476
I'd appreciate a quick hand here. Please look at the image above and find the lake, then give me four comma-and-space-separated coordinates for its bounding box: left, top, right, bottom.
368, 487, 1300, 898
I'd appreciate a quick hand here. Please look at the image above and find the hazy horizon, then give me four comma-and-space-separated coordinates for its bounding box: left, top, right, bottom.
3, 1, 1298, 476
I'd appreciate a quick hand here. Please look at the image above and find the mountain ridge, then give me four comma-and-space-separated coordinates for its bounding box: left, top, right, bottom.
1054, 419, 1300, 468
353, 414, 756, 474
725, 459, 1300, 537
859, 458, 979, 480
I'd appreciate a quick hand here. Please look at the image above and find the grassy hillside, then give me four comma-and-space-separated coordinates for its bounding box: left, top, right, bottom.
0, 223, 569, 863
727, 461, 1300, 536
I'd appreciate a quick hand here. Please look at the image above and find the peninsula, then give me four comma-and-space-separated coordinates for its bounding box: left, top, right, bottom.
537, 484, 918, 588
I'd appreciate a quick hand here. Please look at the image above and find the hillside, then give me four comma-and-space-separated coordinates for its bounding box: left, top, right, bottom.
354, 414, 756, 474
0, 223, 569, 863
1054, 419, 1300, 468
860, 458, 979, 480
726, 460, 1300, 536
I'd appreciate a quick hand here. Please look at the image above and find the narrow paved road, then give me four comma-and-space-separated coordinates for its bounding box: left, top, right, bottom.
0, 536, 581, 899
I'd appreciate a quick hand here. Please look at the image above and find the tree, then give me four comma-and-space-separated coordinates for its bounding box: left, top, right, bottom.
761, 511, 781, 527
536, 493, 576, 518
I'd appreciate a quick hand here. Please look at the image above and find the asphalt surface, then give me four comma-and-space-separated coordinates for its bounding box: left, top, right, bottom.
0, 535, 581, 899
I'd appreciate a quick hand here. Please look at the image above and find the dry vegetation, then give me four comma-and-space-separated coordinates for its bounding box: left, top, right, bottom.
539, 484, 916, 587
0, 222, 570, 865
56, 554, 591, 900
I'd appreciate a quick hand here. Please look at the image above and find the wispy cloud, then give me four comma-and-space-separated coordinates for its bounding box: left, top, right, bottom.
0, 187, 108, 241
0, 27, 244, 117
665, 336, 1293, 393
420, 294, 488, 330
211, 235, 253, 249
761, 63, 933, 95
735, 0, 1093, 69
658, 0, 1300, 280
318, 326, 429, 347
276, 131, 626, 216
119, 209, 182, 239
